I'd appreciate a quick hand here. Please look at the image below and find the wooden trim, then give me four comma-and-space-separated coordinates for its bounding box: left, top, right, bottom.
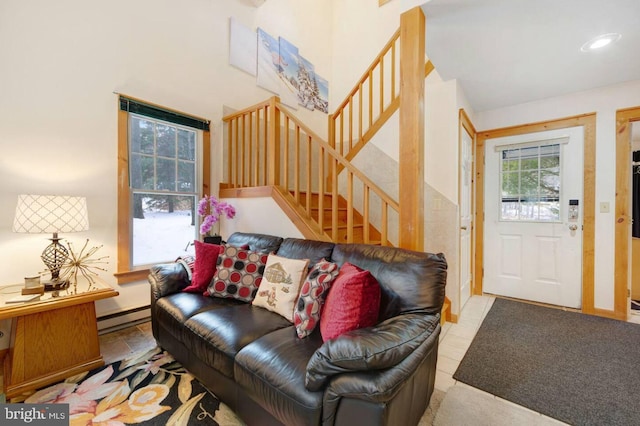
116, 108, 131, 281
459, 109, 477, 306
424, 60, 435, 79
222, 98, 273, 122
203, 128, 211, 197
0, 289, 118, 321
398, 7, 425, 251
268, 98, 280, 186
615, 106, 640, 321
113, 269, 150, 284
219, 185, 273, 198
475, 113, 597, 314
379, 0, 393, 6
0, 348, 8, 368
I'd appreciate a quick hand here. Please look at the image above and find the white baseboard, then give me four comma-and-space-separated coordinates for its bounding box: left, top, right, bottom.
98, 307, 151, 333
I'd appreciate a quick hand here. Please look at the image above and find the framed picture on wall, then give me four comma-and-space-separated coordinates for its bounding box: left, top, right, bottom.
229, 17, 257, 76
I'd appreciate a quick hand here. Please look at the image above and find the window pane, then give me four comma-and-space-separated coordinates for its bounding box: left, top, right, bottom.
502, 172, 520, 197
540, 169, 560, 196
540, 155, 559, 169
539, 201, 560, 221
131, 117, 155, 154
177, 160, 195, 192
156, 158, 176, 191
178, 129, 196, 160
519, 201, 539, 220
130, 154, 154, 190
132, 193, 196, 266
499, 142, 561, 222
501, 201, 520, 220
521, 170, 539, 196
157, 124, 176, 158
521, 157, 538, 170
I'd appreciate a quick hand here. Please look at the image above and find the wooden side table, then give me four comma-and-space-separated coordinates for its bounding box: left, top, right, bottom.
0, 279, 119, 400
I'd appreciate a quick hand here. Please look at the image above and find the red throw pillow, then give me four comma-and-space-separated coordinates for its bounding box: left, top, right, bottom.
182, 241, 223, 293
319, 262, 381, 342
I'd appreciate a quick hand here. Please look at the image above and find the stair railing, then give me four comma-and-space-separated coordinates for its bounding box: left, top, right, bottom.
328, 29, 400, 162
223, 96, 399, 245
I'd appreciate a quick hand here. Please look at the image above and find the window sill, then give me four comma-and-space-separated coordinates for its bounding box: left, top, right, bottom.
114, 269, 150, 285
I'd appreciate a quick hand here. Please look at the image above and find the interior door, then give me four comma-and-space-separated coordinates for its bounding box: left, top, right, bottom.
484, 127, 584, 308
459, 125, 473, 310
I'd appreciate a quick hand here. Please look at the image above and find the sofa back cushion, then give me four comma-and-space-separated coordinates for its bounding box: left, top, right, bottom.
331, 244, 447, 321
227, 232, 283, 254
276, 238, 335, 267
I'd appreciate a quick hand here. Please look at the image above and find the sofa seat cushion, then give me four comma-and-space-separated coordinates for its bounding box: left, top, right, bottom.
235, 327, 325, 426
154, 293, 237, 342
183, 304, 292, 379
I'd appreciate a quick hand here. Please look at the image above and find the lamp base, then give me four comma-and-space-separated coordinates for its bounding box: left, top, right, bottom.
43, 279, 69, 292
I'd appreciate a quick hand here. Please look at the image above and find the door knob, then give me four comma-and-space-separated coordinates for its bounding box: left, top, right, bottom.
568, 224, 578, 231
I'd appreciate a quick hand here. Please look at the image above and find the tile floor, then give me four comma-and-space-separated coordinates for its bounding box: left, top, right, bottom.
434, 295, 569, 424
99, 320, 157, 365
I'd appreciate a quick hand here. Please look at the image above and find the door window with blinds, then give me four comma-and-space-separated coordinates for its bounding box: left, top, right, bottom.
499, 140, 563, 222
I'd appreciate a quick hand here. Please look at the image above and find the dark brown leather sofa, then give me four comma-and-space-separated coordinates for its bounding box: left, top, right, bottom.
148, 232, 447, 426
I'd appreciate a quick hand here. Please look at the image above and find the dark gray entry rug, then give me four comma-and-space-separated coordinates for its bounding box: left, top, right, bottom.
453, 298, 640, 426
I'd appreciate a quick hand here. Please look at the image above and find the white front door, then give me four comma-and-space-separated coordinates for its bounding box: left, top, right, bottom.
459, 127, 473, 310
484, 126, 584, 308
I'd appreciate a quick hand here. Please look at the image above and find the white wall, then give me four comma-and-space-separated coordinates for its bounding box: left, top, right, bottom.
0, 0, 333, 332
220, 197, 303, 239
330, 0, 401, 108
477, 79, 640, 311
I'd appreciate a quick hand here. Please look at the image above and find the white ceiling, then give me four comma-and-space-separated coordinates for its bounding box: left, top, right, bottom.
421, 0, 640, 112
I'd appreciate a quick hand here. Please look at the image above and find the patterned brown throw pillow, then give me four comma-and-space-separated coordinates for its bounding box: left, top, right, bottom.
293, 259, 339, 338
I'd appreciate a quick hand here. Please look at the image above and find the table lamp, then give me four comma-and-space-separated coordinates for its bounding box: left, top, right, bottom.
12, 194, 90, 290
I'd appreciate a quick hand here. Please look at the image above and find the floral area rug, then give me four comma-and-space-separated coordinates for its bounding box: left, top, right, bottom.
25, 347, 245, 426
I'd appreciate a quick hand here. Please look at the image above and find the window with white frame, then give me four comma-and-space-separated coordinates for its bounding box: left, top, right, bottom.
500, 143, 561, 222
117, 96, 210, 283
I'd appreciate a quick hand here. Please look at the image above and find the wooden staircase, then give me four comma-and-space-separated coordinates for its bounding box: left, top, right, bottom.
297, 191, 386, 245
220, 8, 452, 321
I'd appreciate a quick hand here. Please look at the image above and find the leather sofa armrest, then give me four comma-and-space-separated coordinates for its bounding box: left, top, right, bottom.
148, 262, 190, 302
320, 327, 439, 425
305, 313, 440, 391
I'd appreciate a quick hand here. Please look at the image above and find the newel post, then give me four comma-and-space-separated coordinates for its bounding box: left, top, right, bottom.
399, 6, 425, 251
267, 96, 281, 186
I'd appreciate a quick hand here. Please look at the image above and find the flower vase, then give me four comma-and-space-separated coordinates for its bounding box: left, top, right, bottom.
203, 235, 223, 245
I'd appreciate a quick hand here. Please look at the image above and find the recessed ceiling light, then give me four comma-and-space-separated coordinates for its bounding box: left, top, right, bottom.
580, 33, 621, 52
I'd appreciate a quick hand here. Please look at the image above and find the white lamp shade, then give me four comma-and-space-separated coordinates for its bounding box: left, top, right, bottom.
13, 194, 90, 234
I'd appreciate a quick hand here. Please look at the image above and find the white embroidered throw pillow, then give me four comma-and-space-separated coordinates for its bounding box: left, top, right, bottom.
252, 254, 310, 322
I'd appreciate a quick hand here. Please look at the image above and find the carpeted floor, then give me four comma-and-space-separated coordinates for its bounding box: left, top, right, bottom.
24, 347, 244, 425
453, 298, 640, 426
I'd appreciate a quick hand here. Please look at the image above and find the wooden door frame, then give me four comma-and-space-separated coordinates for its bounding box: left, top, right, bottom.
474, 113, 598, 316
459, 109, 476, 316
615, 107, 640, 320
